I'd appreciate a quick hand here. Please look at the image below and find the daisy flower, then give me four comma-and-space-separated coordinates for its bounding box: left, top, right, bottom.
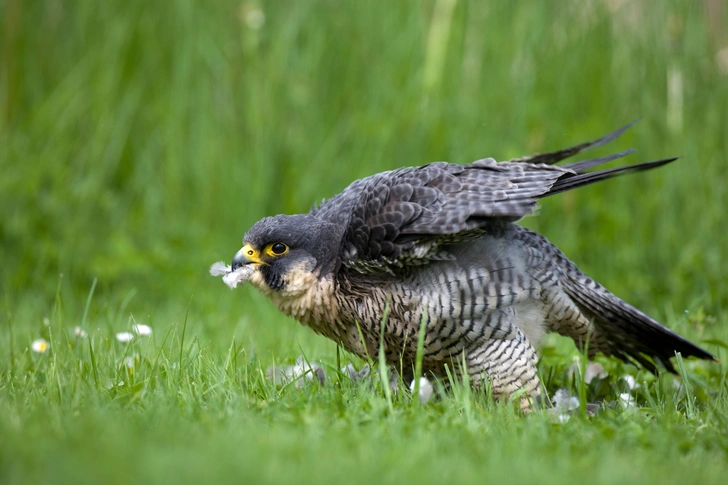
122, 353, 140, 370
132, 324, 152, 336
31, 338, 50, 354
115, 332, 134, 343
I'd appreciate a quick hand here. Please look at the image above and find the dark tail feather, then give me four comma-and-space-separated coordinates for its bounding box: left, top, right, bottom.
545, 158, 677, 197
560, 148, 635, 173
512, 119, 640, 166
561, 271, 716, 374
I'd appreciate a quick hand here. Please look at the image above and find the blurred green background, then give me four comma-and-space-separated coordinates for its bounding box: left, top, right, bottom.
2, 2, 728, 484
1, 0, 726, 350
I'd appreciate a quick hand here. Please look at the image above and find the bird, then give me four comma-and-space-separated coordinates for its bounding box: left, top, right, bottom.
217, 121, 715, 410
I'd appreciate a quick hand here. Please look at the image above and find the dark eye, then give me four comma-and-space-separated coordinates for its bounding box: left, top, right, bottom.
271, 242, 287, 255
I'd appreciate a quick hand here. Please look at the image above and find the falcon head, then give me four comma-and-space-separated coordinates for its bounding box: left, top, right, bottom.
231, 214, 340, 293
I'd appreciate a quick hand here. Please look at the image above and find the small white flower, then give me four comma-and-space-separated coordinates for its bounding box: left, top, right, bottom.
115, 332, 134, 343
132, 324, 152, 336
618, 392, 636, 409
122, 353, 140, 369
409, 377, 434, 403
31, 338, 50, 354
73, 326, 88, 338
43, 317, 50, 326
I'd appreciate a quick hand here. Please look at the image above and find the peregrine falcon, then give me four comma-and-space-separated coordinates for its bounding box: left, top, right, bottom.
213, 122, 714, 409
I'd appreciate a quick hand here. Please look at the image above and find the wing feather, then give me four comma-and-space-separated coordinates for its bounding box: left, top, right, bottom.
312, 122, 674, 273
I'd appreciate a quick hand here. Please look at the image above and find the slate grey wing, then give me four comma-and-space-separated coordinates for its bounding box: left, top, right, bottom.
312, 161, 566, 274
312, 126, 675, 275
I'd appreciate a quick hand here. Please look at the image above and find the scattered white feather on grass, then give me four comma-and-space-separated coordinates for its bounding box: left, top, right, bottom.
568, 361, 608, 384
341, 363, 371, 382
551, 388, 580, 423
409, 377, 434, 403
584, 362, 608, 383
619, 392, 636, 409
622, 375, 639, 390
267, 357, 326, 388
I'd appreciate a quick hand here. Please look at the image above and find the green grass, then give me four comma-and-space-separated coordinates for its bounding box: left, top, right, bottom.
1, 0, 728, 483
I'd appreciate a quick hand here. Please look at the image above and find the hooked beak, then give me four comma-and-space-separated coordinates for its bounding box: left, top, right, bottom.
231, 244, 267, 270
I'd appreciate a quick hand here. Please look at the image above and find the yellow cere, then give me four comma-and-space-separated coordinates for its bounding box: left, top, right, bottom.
240, 244, 266, 264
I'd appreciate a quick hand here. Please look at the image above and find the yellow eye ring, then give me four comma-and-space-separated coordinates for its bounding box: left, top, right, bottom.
264, 242, 289, 257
